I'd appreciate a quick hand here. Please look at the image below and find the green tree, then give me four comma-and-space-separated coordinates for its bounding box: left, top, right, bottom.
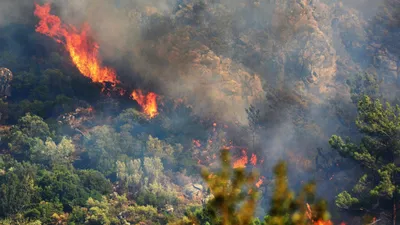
85, 197, 114, 225
146, 135, 182, 166
346, 72, 381, 104
78, 170, 113, 196
36, 165, 110, 208
30, 136, 75, 166
200, 150, 258, 225
81, 125, 125, 176
116, 159, 143, 193
330, 95, 400, 224
24, 201, 63, 224
124, 204, 167, 224
265, 162, 330, 225
0, 159, 38, 217
117, 156, 178, 208
172, 150, 331, 225
171, 149, 258, 225
7, 113, 53, 159
115, 108, 146, 132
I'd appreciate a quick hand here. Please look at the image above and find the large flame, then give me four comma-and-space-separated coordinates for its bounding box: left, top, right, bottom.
131, 90, 158, 118
34, 3, 158, 118
34, 3, 118, 85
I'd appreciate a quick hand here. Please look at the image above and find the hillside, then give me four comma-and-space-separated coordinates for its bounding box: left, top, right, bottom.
0, 0, 399, 224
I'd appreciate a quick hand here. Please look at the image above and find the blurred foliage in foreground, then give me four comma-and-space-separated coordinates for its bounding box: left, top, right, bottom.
171, 150, 331, 225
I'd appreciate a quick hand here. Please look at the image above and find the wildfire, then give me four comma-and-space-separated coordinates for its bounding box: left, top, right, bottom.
250, 153, 257, 166
255, 176, 265, 188
306, 203, 346, 225
34, 3, 118, 85
233, 149, 249, 168
34, 3, 159, 118
192, 127, 265, 189
306, 203, 332, 225
131, 90, 158, 118
232, 149, 260, 169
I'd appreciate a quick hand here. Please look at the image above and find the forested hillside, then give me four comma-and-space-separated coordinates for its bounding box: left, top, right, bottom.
0, 0, 399, 224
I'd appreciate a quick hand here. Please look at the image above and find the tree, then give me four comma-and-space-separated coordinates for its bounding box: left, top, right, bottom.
81, 125, 125, 176
171, 149, 259, 225
24, 201, 63, 224
172, 150, 331, 225
265, 161, 330, 225
117, 157, 178, 208
85, 197, 114, 225
36, 165, 110, 209
116, 159, 143, 193
139, 157, 178, 208
0, 159, 38, 217
30, 136, 75, 166
78, 169, 113, 196
346, 72, 381, 104
146, 135, 182, 167
330, 95, 400, 224
7, 113, 53, 160
69, 193, 168, 225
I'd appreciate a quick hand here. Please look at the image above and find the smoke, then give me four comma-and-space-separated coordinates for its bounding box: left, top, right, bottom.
8, 0, 261, 124
1, 0, 389, 123
2, 0, 398, 205
0, 0, 35, 27
28, 0, 389, 160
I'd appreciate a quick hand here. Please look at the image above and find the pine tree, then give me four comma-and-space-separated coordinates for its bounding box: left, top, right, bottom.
171, 150, 331, 225
330, 95, 400, 224
265, 161, 331, 225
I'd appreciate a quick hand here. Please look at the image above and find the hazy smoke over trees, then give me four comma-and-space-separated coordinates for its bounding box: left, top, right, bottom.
1, 1, 399, 220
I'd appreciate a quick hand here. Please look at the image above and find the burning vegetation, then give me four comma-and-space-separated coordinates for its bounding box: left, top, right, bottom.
34, 3, 119, 86
34, 3, 158, 118
130, 89, 158, 118
0, 0, 398, 224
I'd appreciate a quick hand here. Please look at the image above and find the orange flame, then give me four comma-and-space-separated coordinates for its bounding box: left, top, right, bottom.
250, 153, 257, 165
34, 3, 118, 85
306, 203, 345, 225
255, 176, 265, 188
233, 149, 249, 168
192, 128, 265, 189
131, 90, 158, 118
314, 221, 333, 225
34, 3, 158, 118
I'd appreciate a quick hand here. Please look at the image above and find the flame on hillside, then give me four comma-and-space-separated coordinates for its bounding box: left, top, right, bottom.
233, 150, 259, 169
131, 90, 158, 118
255, 176, 265, 188
192, 124, 265, 188
306, 203, 346, 225
34, 3, 118, 85
34, 3, 158, 118
250, 153, 257, 165
233, 149, 249, 168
